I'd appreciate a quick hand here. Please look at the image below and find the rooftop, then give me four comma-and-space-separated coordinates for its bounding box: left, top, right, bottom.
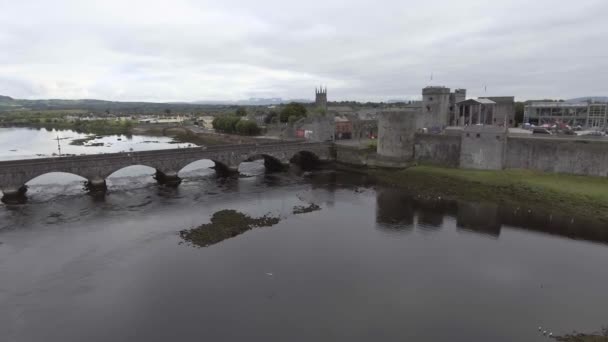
457, 98, 496, 105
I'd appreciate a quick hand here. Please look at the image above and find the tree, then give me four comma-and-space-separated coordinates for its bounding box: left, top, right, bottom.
212, 116, 241, 133
235, 107, 247, 117
235, 120, 260, 135
264, 111, 278, 124
164, 109, 172, 116
280, 102, 307, 123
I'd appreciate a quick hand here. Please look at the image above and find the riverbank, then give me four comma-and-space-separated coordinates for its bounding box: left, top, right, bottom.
351, 165, 608, 225
133, 125, 278, 146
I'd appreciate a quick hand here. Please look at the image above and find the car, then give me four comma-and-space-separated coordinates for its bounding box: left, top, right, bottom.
532, 128, 552, 135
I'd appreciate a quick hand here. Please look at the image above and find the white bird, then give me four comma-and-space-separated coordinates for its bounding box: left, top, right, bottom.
538, 327, 542, 331
549, 332, 553, 337
543, 330, 547, 335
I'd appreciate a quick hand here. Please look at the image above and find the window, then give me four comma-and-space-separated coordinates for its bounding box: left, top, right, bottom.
476, 133, 481, 138
429, 97, 433, 101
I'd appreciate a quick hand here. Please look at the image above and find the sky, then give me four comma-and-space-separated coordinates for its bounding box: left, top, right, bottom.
0, 0, 607, 102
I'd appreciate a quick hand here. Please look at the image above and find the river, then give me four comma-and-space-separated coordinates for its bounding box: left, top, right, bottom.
1, 128, 607, 341
0, 127, 192, 161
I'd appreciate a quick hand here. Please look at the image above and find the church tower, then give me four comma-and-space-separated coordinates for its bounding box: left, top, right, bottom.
315, 86, 328, 113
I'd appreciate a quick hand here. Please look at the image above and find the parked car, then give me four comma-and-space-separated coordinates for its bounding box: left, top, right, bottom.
532, 128, 552, 135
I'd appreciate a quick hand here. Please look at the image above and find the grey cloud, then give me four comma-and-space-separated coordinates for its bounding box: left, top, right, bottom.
0, 0, 606, 101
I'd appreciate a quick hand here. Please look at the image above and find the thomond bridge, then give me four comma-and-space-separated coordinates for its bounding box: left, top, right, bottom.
0, 141, 333, 202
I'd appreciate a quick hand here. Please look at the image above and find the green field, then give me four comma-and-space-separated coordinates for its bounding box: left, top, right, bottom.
368, 165, 608, 224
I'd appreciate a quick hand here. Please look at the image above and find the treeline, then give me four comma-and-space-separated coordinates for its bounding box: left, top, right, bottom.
212, 116, 260, 135
0, 116, 134, 135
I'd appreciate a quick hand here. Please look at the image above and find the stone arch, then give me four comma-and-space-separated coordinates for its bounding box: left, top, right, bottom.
2, 171, 89, 204
290, 150, 321, 171
177, 159, 228, 178
104, 164, 158, 180
23, 171, 89, 186
242, 154, 286, 173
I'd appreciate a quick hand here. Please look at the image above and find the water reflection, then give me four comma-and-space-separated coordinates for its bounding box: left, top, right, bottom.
372, 187, 608, 244
456, 201, 501, 237
375, 189, 414, 231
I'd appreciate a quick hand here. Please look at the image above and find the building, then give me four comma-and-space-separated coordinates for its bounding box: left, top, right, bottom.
334, 116, 353, 139
524, 101, 608, 130
315, 86, 328, 113
455, 98, 497, 126
418, 86, 466, 129
480, 96, 515, 127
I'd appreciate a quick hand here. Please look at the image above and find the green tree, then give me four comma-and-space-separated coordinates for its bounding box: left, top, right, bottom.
280, 102, 307, 123
264, 111, 278, 124
235, 120, 260, 135
235, 107, 247, 117
212, 116, 241, 133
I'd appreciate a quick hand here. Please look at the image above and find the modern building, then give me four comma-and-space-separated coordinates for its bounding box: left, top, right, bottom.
524, 101, 608, 130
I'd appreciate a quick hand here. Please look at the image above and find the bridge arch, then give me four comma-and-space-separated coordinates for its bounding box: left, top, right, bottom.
24, 171, 89, 186
105, 164, 158, 179
241, 154, 285, 173
1, 171, 90, 204
105, 165, 158, 190
177, 159, 233, 178
290, 150, 321, 171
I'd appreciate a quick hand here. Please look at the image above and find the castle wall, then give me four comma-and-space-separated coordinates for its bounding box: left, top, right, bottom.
414, 134, 461, 167
459, 126, 507, 170
505, 136, 608, 176
377, 110, 417, 159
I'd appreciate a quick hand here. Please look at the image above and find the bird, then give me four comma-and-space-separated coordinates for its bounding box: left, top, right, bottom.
543, 330, 547, 335
538, 327, 542, 331
549, 332, 553, 337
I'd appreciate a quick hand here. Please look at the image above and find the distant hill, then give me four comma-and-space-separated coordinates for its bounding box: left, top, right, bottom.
0, 96, 242, 114
566, 96, 608, 103
193, 98, 313, 106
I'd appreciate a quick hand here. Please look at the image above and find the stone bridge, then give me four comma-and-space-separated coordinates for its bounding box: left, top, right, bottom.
0, 141, 333, 202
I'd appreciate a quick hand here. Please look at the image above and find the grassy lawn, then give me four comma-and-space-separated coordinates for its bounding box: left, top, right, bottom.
368, 165, 608, 224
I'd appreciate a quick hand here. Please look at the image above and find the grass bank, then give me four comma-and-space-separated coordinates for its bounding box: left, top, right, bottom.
364, 165, 608, 224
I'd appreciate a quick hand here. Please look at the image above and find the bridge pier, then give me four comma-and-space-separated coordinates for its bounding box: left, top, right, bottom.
211, 162, 238, 178
155, 170, 182, 186
1, 185, 28, 204
263, 156, 287, 173
85, 178, 108, 194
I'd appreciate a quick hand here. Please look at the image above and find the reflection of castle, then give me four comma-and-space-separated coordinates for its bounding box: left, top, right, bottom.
373, 189, 608, 244
455, 201, 501, 237
375, 189, 415, 231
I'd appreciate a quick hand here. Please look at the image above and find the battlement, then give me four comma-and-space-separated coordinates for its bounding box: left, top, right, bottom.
422, 86, 451, 95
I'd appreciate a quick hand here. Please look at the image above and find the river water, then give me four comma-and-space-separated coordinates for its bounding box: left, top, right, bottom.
0, 127, 191, 161
1, 128, 608, 341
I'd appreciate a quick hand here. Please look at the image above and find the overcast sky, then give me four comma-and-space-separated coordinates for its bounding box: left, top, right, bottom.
1, 0, 607, 102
